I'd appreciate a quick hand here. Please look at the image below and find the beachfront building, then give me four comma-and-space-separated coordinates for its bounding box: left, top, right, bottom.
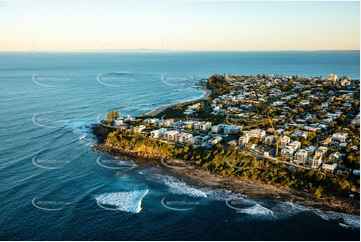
293, 149, 308, 165
328, 74, 338, 82
133, 125, 146, 134
150, 128, 167, 138
175, 133, 193, 143
163, 130, 179, 141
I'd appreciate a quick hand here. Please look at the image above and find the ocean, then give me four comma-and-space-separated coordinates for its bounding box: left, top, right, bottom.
0, 51, 359, 240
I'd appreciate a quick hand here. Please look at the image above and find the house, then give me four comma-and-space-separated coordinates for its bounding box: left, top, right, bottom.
124, 115, 136, 122
150, 128, 167, 138
238, 132, 250, 146
164, 119, 174, 127
328, 74, 338, 82
332, 132, 348, 142
352, 169, 360, 176
200, 122, 212, 131
133, 125, 146, 134
211, 124, 223, 133
114, 118, 124, 126
208, 136, 223, 146
321, 137, 332, 146
144, 118, 160, 125
293, 149, 308, 165
163, 130, 179, 141
322, 163, 338, 173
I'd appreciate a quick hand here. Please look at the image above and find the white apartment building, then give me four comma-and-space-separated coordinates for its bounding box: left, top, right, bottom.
293, 149, 308, 165
279, 136, 291, 148
150, 128, 167, 138
163, 130, 179, 141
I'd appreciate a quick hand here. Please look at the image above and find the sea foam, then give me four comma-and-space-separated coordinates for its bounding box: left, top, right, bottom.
95, 189, 148, 213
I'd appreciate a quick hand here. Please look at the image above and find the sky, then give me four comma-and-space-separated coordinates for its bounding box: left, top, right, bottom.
0, 1, 359, 51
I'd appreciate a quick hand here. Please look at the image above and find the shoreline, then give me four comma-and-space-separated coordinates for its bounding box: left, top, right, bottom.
150, 84, 212, 116
93, 143, 360, 216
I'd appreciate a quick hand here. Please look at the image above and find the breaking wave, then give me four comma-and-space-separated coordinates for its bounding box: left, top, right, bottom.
95, 189, 148, 213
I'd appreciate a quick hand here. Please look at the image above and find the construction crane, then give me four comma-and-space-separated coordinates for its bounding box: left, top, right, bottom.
268, 115, 280, 157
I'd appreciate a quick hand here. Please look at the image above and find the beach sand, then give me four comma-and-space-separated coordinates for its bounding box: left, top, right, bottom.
150, 85, 212, 116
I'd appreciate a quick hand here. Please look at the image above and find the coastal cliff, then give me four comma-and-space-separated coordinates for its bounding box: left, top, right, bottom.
92, 127, 360, 215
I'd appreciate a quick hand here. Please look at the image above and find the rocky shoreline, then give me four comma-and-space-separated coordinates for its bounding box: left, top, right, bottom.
92, 142, 360, 216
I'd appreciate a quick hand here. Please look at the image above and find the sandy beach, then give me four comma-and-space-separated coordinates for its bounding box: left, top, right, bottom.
150, 85, 212, 116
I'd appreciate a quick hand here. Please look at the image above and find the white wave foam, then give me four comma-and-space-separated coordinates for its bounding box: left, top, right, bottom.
238, 203, 274, 217
163, 176, 207, 198
95, 189, 148, 213
65, 119, 97, 142
276, 200, 360, 229
313, 210, 360, 230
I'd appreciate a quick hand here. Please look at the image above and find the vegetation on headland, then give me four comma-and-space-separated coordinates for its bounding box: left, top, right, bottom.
104, 130, 359, 201
94, 72, 360, 213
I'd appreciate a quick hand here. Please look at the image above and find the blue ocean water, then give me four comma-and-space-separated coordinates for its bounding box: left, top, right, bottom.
0, 51, 359, 241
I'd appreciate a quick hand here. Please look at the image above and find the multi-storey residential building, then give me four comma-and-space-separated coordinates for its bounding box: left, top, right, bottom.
163, 130, 179, 141
293, 149, 308, 165
150, 128, 167, 138
289, 141, 301, 152
249, 129, 266, 139
238, 132, 250, 146
264, 135, 276, 145
175, 133, 193, 143
279, 136, 291, 148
